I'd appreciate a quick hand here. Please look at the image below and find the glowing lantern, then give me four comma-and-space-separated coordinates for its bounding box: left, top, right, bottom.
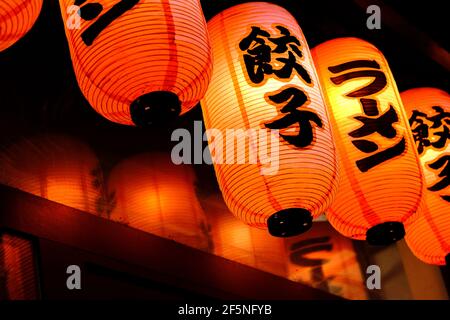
204, 194, 367, 299
59, 0, 212, 126
0, 134, 102, 214
0, 233, 38, 300
200, 2, 339, 237
0, 0, 43, 52
312, 38, 423, 245
401, 88, 450, 265
108, 153, 210, 250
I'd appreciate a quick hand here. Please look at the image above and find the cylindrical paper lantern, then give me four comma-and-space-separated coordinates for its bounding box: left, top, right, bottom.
108, 152, 210, 250
59, 0, 212, 126
0, 0, 43, 51
312, 38, 423, 245
201, 2, 339, 237
402, 88, 450, 265
0, 134, 102, 214
0, 233, 38, 300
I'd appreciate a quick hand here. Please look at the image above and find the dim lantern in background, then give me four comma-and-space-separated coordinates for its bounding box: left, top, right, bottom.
312, 38, 423, 245
0, 0, 43, 51
204, 194, 287, 277
0, 134, 103, 215
201, 2, 339, 237
402, 88, 450, 265
108, 153, 210, 251
202, 194, 368, 300
59, 0, 212, 126
0, 232, 39, 300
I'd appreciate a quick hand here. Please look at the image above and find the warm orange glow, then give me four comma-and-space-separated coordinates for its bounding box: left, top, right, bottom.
204, 194, 367, 299
0, 0, 42, 51
108, 153, 210, 250
59, 0, 212, 126
204, 194, 287, 277
0, 233, 38, 300
0, 134, 102, 214
402, 88, 450, 265
312, 38, 423, 245
201, 2, 339, 237
285, 222, 368, 300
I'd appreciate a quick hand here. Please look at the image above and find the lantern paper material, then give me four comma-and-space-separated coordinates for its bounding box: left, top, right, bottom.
201, 2, 339, 237
0, 134, 103, 214
0, 0, 43, 51
0, 232, 38, 300
402, 88, 450, 265
59, 0, 212, 126
108, 153, 210, 251
312, 38, 423, 245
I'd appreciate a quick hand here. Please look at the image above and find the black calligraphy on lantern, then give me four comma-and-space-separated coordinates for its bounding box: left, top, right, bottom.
74, 0, 140, 46
328, 59, 406, 172
409, 106, 450, 155
427, 155, 450, 202
239, 25, 312, 85
264, 86, 323, 148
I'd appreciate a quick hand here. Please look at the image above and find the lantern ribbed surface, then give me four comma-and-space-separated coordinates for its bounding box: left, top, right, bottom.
0, 233, 38, 300
201, 2, 339, 236
0, 0, 42, 51
312, 38, 423, 244
0, 134, 102, 214
59, 0, 212, 126
108, 153, 210, 250
402, 88, 450, 265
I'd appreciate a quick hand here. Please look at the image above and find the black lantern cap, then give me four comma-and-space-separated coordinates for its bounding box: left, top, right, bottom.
366, 221, 405, 246
268, 208, 313, 237
130, 91, 181, 127
445, 254, 450, 267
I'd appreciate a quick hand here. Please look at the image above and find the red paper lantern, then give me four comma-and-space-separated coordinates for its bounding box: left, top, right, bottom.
0, 233, 38, 300
0, 134, 103, 214
201, 2, 339, 237
108, 153, 210, 250
0, 0, 43, 51
402, 88, 450, 265
312, 38, 423, 245
59, 0, 212, 126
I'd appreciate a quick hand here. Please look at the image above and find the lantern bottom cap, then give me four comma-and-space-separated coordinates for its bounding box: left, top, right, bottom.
366, 221, 405, 246
130, 91, 181, 127
446, 254, 450, 267
267, 208, 312, 238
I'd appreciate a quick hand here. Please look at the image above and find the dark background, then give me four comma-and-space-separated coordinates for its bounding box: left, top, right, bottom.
0, 0, 448, 192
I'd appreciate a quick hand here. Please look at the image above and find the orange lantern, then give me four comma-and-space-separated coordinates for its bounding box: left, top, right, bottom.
312, 38, 423, 245
0, 134, 102, 214
204, 194, 367, 299
59, 0, 212, 126
108, 152, 210, 250
0, 135, 102, 214
401, 88, 450, 265
200, 2, 339, 237
0, 0, 43, 51
0, 232, 38, 300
